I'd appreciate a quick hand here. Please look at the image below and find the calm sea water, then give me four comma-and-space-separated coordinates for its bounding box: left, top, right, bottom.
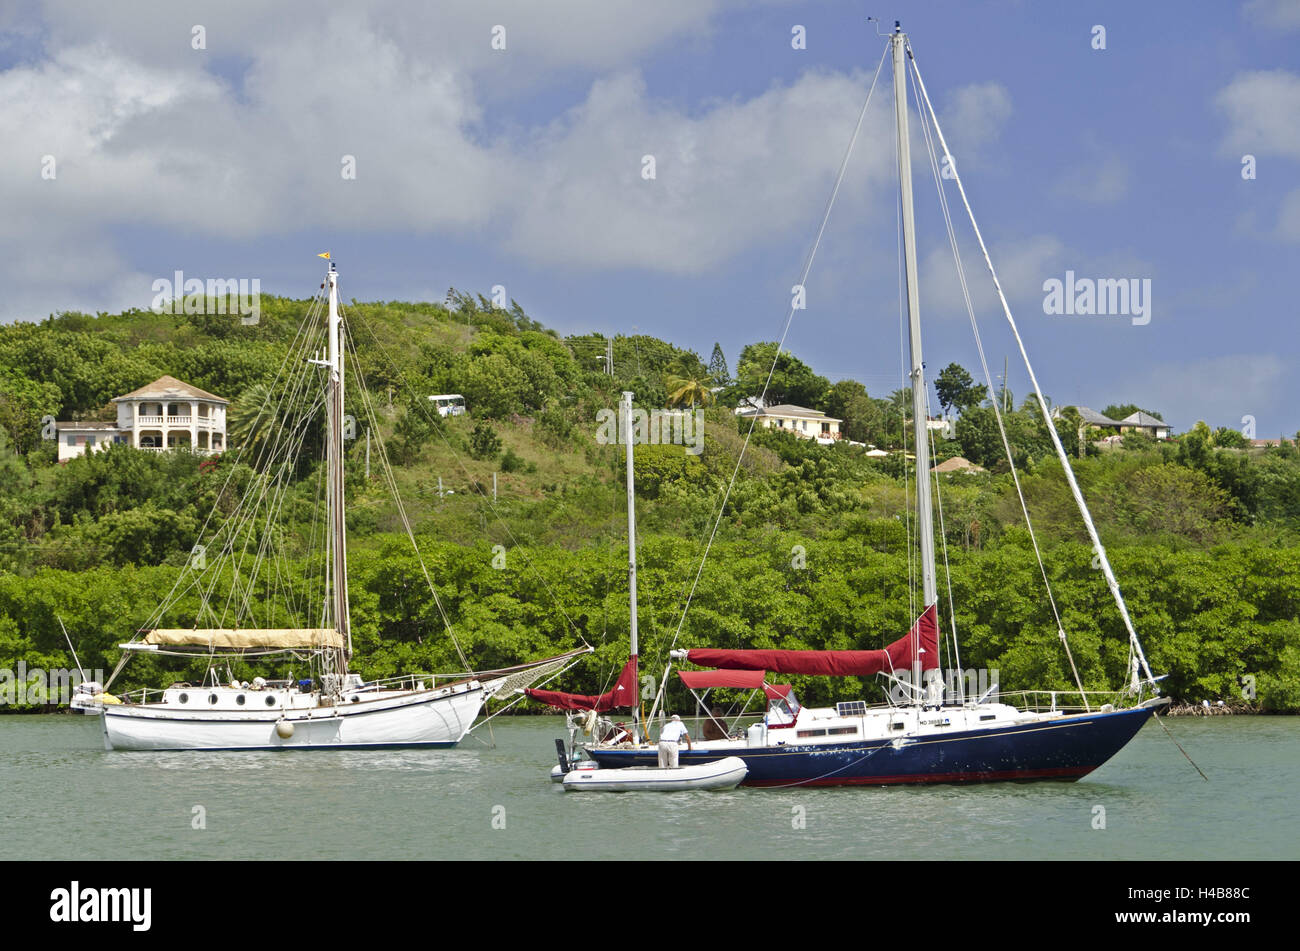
3, 714, 1295, 860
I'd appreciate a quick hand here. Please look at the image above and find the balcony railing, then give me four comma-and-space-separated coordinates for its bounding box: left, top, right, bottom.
130, 416, 221, 428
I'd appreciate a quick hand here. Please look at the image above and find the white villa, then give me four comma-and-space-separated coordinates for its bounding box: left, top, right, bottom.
736, 401, 842, 444
56, 375, 228, 461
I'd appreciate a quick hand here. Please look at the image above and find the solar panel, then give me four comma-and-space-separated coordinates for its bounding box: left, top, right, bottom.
836, 701, 868, 717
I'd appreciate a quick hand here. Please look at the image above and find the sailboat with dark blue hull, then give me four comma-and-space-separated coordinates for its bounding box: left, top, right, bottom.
588, 686, 1163, 787
582, 24, 1168, 787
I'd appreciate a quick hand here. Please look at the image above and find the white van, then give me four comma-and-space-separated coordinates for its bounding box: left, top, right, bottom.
428, 394, 466, 417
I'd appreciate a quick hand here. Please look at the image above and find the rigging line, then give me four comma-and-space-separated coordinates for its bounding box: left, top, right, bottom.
927, 411, 964, 697
157, 296, 329, 628
131, 289, 328, 637
663, 38, 891, 660
906, 43, 1153, 687
227, 322, 332, 628
214, 378, 327, 627
343, 320, 474, 672
221, 387, 328, 630
219, 374, 328, 624
226, 391, 327, 626
343, 308, 589, 645
908, 53, 1088, 707
1152, 712, 1210, 781
304, 438, 328, 626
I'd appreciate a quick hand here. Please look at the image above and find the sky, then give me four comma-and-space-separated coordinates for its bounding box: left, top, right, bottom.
1, 0, 1297, 436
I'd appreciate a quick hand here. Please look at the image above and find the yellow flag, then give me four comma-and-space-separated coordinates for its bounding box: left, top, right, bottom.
317, 252, 330, 259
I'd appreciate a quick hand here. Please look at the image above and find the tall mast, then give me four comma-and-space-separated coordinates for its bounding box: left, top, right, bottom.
623, 391, 640, 740
893, 26, 937, 609
894, 24, 937, 701
327, 264, 352, 664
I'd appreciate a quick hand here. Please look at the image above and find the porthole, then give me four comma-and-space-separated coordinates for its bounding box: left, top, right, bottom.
208, 694, 218, 705
265, 695, 276, 707
178, 692, 189, 704
236, 694, 246, 706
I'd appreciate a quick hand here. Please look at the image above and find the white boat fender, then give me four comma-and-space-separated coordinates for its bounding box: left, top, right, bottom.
580, 709, 597, 736
275, 718, 294, 739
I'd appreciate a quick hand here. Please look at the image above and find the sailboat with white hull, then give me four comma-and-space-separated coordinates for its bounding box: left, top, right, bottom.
77, 262, 581, 751
584, 25, 1167, 786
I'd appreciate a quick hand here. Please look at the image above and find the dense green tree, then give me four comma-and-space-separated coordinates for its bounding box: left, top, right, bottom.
1, 294, 1299, 714
1212, 427, 1249, 449
821, 380, 881, 444
728, 342, 829, 408
707, 343, 731, 386
468, 421, 502, 461
956, 405, 1002, 468
0, 372, 61, 454
1103, 404, 1163, 422
933, 363, 987, 415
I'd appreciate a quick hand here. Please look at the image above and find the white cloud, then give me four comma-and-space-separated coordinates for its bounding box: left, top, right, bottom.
504, 70, 892, 273
937, 81, 1012, 164
1276, 187, 1300, 240
1215, 69, 1300, 159
920, 233, 1066, 319
0, 3, 1014, 318
1054, 156, 1129, 204
1244, 0, 1300, 31
33, 0, 734, 87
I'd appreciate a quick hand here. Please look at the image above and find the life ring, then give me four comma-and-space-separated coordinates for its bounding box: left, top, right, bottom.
580, 709, 598, 736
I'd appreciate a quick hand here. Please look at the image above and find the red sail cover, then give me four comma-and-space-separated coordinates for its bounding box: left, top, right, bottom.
685, 605, 939, 677
525, 656, 638, 711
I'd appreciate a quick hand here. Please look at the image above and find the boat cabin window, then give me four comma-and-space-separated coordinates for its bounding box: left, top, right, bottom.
764, 689, 800, 727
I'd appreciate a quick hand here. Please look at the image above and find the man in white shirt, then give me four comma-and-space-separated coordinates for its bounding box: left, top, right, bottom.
658, 714, 693, 768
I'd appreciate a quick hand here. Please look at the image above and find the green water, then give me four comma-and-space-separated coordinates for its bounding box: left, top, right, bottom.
3, 714, 1295, 860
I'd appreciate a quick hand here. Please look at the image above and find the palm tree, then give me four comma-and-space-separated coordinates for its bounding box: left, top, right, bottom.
227, 382, 272, 459
665, 372, 715, 409
227, 381, 324, 470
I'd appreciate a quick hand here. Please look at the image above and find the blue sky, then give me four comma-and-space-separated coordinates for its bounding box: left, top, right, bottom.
2, 1, 1298, 435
